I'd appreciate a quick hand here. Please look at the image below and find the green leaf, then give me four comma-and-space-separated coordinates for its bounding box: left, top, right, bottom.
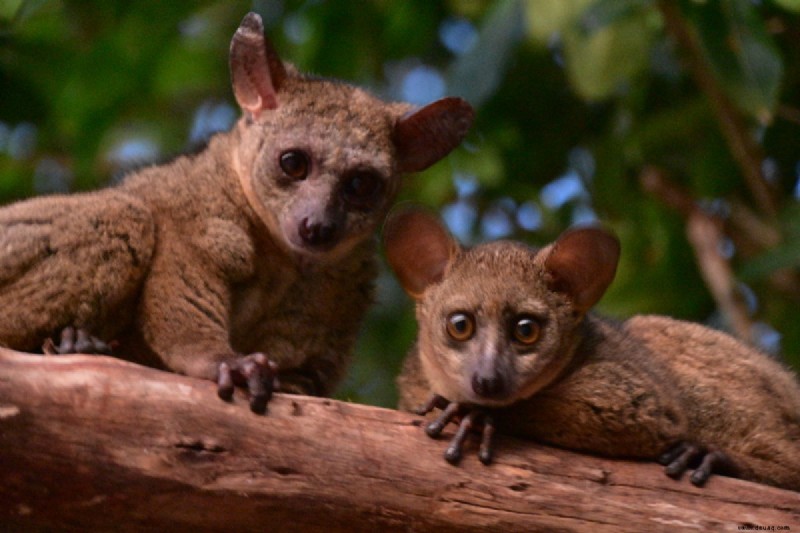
0, 0, 23, 22
153, 41, 221, 100
524, 0, 594, 42
562, 9, 655, 100
523, 0, 659, 101
579, 0, 653, 33
446, 0, 525, 106
449, 142, 506, 189
739, 241, 800, 281
772, 0, 800, 12
685, 0, 783, 124
740, 205, 800, 280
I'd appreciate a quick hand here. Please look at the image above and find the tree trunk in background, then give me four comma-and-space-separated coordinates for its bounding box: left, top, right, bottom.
1, 349, 797, 532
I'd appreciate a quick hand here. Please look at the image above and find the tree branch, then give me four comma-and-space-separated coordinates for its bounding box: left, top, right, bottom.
656, 0, 779, 218
1, 349, 798, 532
641, 3, 800, 304
640, 166, 755, 342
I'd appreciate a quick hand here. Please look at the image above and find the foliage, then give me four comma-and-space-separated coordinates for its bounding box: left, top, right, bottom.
1, 0, 799, 407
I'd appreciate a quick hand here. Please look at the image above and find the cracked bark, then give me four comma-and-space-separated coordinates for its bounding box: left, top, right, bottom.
1, 349, 798, 532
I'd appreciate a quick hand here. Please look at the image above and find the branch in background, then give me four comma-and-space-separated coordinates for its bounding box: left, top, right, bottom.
726, 201, 782, 257
777, 105, 800, 126
641, 163, 800, 304
654, 3, 800, 304
641, 166, 754, 343
724, 202, 800, 301
686, 212, 753, 341
1, 349, 798, 531
656, 0, 780, 219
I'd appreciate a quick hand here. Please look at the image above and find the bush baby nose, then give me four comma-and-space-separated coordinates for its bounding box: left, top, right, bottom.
471, 372, 506, 399
299, 218, 337, 247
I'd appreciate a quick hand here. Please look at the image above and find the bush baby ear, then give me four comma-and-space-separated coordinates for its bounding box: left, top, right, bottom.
230, 12, 287, 117
383, 208, 460, 299
543, 226, 620, 313
393, 97, 474, 173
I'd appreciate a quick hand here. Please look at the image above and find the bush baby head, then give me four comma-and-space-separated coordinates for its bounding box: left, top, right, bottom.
230, 13, 474, 262
384, 208, 620, 406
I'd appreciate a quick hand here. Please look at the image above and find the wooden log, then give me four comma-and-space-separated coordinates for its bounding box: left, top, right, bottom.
0, 348, 797, 532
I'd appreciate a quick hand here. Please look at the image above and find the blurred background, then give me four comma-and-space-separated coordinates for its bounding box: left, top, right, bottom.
1, 0, 799, 407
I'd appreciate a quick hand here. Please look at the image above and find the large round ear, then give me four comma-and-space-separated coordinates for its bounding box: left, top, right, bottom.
543, 227, 620, 313
383, 208, 460, 299
392, 97, 474, 173
229, 12, 287, 118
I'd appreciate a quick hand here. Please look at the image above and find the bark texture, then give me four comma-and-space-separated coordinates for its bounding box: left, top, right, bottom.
0, 349, 797, 532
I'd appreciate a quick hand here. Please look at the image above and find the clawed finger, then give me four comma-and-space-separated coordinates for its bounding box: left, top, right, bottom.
690, 450, 737, 487
659, 441, 736, 486
444, 411, 477, 464
425, 402, 461, 438
216, 353, 278, 414
478, 413, 495, 465
43, 327, 113, 355
415, 394, 449, 416
658, 441, 689, 466
665, 443, 701, 478
217, 362, 234, 401
417, 399, 497, 465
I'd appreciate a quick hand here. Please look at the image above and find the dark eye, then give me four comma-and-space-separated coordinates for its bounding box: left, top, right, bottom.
341, 171, 384, 209
446, 312, 475, 342
512, 316, 541, 346
279, 150, 310, 180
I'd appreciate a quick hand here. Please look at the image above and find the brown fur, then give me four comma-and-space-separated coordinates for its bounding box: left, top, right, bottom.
0, 13, 473, 400
388, 208, 800, 491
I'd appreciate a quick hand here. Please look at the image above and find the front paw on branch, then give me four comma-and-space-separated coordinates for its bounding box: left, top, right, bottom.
658, 441, 739, 486
43, 326, 114, 355
217, 352, 278, 414
416, 394, 496, 465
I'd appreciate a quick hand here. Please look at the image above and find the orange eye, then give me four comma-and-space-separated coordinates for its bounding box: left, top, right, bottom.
279, 150, 310, 180
446, 312, 475, 342
512, 316, 540, 345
